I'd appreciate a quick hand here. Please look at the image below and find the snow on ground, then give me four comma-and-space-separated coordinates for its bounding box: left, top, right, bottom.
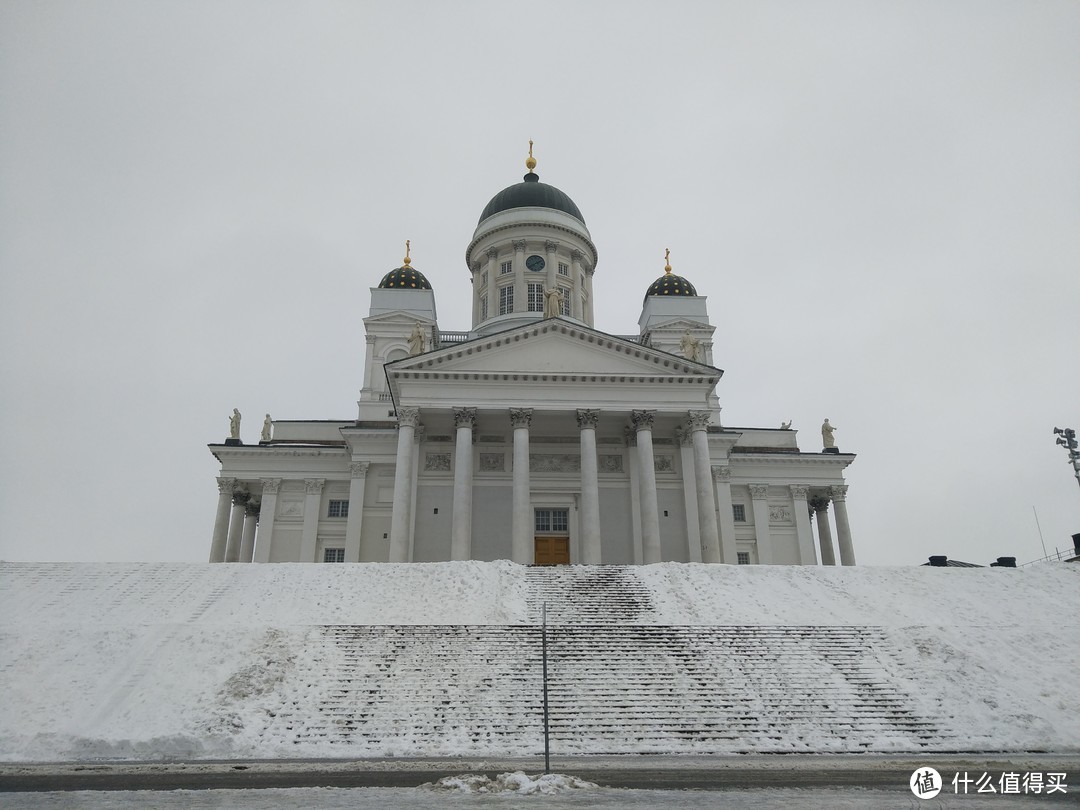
1, 561, 1077, 762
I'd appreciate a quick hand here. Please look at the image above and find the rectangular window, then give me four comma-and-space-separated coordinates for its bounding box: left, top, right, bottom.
481, 295, 489, 320
500, 260, 513, 275
328, 500, 349, 518
732, 504, 746, 522
535, 508, 569, 533
324, 548, 345, 563
481, 270, 488, 287
558, 262, 569, 277
528, 282, 544, 312
737, 551, 750, 565
559, 286, 571, 316
499, 285, 514, 315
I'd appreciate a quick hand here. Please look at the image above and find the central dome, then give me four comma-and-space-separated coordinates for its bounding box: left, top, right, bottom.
478, 172, 585, 225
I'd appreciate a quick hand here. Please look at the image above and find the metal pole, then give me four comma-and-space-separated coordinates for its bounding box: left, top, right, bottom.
542, 601, 550, 774
1033, 505, 1048, 559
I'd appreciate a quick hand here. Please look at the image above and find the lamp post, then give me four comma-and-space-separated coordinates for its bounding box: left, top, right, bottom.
1053, 427, 1080, 492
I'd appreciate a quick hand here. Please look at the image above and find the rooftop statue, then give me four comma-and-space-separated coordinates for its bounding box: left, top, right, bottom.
261, 414, 272, 442
229, 408, 241, 440
408, 322, 427, 356
821, 418, 837, 449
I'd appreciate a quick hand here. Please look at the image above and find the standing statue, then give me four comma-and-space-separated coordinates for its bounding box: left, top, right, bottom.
544, 286, 563, 318
261, 414, 272, 442
407, 322, 427, 355
821, 418, 837, 449
780, 420, 792, 430
229, 408, 241, 440
680, 330, 703, 362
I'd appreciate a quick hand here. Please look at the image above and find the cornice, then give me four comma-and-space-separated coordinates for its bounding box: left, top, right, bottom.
211, 445, 349, 460
466, 219, 598, 267
725, 453, 855, 467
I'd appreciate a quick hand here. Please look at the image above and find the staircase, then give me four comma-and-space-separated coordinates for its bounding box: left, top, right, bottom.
254, 566, 957, 755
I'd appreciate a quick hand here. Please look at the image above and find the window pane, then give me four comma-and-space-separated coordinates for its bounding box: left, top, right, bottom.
732, 504, 746, 522
552, 509, 568, 532
528, 283, 543, 312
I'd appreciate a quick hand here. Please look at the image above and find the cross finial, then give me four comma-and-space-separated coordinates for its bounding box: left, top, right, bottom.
526, 139, 537, 172
664, 248, 672, 274
403, 239, 411, 266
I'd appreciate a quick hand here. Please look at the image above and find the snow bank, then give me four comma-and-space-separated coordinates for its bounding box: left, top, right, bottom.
1, 561, 1077, 761
423, 772, 599, 794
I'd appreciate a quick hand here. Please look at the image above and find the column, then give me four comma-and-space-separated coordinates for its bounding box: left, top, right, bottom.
209, 476, 236, 563
633, 410, 662, 564
451, 407, 476, 560
238, 500, 259, 563
790, 485, 817, 565
625, 428, 643, 565
512, 240, 527, 315
712, 466, 739, 564
545, 240, 559, 293
811, 496, 837, 566
831, 485, 857, 566
299, 479, 324, 562
570, 250, 584, 320
223, 489, 249, 563
675, 428, 702, 563
748, 484, 773, 564
577, 408, 602, 564
584, 265, 596, 324
470, 262, 481, 325
483, 247, 498, 324
344, 463, 369, 562
362, 334, 376, 396
254, 478, 280, 563
409, 425, 423, 561
511, 407, 532, 564
688, 411, 722, 564
389, 407, 420, 562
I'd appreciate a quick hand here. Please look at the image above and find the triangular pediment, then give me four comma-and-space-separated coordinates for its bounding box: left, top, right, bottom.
388, 319, 719, 379
363, 310, 436, 328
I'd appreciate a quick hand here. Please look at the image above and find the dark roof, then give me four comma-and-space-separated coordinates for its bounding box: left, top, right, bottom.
478, 172, 585, 224
645, 272, 697, 299
922, 558, 983, 567
378, 265, 432, 290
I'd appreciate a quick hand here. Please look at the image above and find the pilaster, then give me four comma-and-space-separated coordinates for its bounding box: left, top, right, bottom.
299, 478, 324, 563
748, 484, 773, 565
345, 463, 369, 562
712, 466, 739, 563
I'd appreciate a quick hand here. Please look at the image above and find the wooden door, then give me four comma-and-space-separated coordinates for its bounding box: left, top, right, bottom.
534, 537, 570, 565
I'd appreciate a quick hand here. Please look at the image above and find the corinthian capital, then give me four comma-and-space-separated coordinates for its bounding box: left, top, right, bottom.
829, 484, 849, 502
453, 407, 477, 430
305, 478, 325, 495
631, 410, 655, 431
486, 247, 500, 260
748, 484, 770, 501
576, 408, 600, 430
231, 489, 251, 506
712, 466, 731, 482
217, 476, 237, 494
396, 406, 421, 428
512, 240, 527, 252
544, 240, 559, 253
260, 477, 281, 494
509, 407, 533, 429
687, 410, 712, 431
789, 484, 811, 500
350, 462, 370, 479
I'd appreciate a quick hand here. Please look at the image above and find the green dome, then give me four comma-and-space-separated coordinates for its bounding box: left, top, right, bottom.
479, 172, 585, 225
645, 271, 697, 299
378, 265, 432, 290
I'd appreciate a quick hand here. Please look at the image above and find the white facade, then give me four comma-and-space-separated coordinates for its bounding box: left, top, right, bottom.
209, 160, 856, 566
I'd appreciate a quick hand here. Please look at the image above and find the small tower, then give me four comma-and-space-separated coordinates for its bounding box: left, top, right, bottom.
357, 242, 439, 421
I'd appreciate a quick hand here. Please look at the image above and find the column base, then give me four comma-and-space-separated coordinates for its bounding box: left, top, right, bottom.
823, 447, 840, 454
224, 438, 243, 446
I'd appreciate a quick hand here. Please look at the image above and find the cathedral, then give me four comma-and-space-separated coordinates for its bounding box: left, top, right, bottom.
208, 147, 857, 567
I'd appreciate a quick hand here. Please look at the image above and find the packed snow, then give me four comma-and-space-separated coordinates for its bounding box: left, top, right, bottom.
1, 561, 1077, 762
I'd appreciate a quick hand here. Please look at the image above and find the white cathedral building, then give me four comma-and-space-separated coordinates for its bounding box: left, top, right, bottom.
208, 149, 857, 567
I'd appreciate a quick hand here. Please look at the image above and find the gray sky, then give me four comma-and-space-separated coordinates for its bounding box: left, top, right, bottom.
2, 1, 1078, 567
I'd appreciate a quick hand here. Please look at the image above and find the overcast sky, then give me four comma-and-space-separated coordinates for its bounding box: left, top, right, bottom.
2, 1, 1078, 567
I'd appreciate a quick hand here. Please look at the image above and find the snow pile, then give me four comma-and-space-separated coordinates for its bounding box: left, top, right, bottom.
1, 561, 1078, 761
424, 771, 599, 794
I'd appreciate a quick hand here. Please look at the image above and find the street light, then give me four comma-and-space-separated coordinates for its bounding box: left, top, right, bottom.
1053, 427, 1080, 492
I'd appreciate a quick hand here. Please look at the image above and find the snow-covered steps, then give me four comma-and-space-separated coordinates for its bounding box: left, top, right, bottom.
255, 623, 956, 755
523, 565, 655, 624
1, 561, 1077, 760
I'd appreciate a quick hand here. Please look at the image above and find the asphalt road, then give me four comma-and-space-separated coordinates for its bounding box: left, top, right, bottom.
2, 754, 1078, 795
